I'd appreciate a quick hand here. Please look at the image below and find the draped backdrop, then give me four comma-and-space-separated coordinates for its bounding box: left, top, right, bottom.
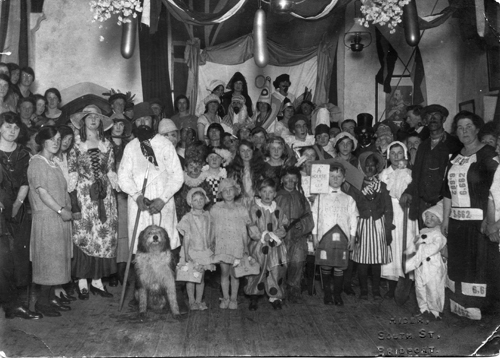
187, 33, 338, 116
0, 0, 30, 66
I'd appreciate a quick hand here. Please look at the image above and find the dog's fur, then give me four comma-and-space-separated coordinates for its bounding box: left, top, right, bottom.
134, 225, 180, 317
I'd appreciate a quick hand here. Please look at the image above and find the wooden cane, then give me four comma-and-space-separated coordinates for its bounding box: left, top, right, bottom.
119, 161, 150, 311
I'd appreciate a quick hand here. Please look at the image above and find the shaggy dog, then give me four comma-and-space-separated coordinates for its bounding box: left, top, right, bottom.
134, 225, 180, 318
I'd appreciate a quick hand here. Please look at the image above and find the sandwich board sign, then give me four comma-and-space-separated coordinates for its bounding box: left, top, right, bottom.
310, 164, 330, 194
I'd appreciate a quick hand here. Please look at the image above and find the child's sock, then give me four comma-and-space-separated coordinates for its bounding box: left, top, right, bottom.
230, 276, 239, 301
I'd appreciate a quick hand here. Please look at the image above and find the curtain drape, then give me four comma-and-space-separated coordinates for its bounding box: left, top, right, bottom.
199, 33, 318, 67
0, 0, 30, 66
185, 38, 201, 116
161, 0, 248, 26
138, 10, 174, 115
313, 36, 338, 105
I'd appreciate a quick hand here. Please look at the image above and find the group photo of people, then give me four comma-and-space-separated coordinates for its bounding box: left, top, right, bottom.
1, 62, 500, 329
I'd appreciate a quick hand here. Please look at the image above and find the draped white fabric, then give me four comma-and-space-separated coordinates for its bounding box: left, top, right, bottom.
195, 56, 317, 116
290, 0, 339, 20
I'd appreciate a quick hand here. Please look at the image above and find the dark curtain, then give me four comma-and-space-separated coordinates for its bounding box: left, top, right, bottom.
0, 0, 10, 55
19, 0, 29, 67
328, 42, 337, 105
138, 7, 174, 116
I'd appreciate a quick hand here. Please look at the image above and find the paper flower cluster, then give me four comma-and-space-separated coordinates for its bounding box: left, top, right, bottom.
89, 0, 143, 25
359, 0, 411, 34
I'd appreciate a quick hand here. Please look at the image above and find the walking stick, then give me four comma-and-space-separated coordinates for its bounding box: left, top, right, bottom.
394, 204, 413, 306
119, 161, 150, 311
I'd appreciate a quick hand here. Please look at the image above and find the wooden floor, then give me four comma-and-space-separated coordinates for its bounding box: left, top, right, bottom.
1, 277, 499, 357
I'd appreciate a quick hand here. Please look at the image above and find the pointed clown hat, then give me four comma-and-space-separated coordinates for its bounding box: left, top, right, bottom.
257, 76, 271, 105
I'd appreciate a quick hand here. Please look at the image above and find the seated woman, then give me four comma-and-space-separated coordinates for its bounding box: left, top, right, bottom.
28, 126, 73, 317
32, 94, 55, 127
0, 74, 17, 114
197, 94, 232, 143
283, 114, 315, 149
313, 124, 335, 159
195, 79, 226, 118
44, 88, 64, 123
226, 139, 266, 208
263, 136, 292, 183
273, 101, 294, 138
332, 131, 359, 168
206, 122, 225, 149
171, 95, 198, 130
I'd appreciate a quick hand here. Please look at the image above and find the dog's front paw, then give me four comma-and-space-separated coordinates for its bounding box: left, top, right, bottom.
172, 313, 187, 321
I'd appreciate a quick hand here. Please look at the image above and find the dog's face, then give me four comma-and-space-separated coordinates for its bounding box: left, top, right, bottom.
137, 225, 170, 253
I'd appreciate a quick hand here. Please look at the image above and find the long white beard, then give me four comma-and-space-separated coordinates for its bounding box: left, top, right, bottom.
231, 106, 249, 125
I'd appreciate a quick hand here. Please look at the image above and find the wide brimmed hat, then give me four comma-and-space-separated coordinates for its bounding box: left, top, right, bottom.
70, 105, 113, 131
186, 187, 209, 207
133, 102, 154, 121
208, 147, 232, 167
358, 151, 385, 176
332, 131, 358, 151
108, 93, 127, 104
109, 113, 132, 137
422, 104, 449, 118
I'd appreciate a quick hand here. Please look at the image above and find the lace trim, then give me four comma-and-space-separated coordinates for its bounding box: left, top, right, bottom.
255, 198, 277, 213
74, 134, 109, 153
184, 172, 205, 187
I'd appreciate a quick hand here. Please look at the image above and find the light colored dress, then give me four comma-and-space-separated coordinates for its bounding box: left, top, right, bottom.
118, 135, 184, 253
379, 166, 417, 281
210, 201, 251, 264
177, 211, 215, 270
28, 155, 72, 285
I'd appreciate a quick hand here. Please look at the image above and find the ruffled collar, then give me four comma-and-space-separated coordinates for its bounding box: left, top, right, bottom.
255, 198, 276, 213
74, 134, 109, 153
200, 167, 227, 181
184, 172, 205, 187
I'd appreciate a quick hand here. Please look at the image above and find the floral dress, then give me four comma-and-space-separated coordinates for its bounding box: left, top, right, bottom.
68, 135, 118, 277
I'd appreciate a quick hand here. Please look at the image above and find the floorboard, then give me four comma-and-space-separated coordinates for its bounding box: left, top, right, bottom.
1, 278, 499, 357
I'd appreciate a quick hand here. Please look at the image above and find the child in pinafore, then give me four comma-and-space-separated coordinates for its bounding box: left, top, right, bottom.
406, 201, 447, 321
245, 178, 289, 311
351, 151, 394, 300
312, 162, 358, 305
177, 188, 216, 311
210, 178, 251, 310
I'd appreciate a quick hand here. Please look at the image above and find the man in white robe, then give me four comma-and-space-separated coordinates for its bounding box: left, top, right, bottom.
118, 103, 184, 254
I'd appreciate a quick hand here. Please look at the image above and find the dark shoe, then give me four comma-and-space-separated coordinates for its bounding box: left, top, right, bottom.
56, 294, 71, 305
49, 299, 71, 311
5, 305, 43, 320
35, 303, 61, 317
343, 286, 356, 296
249, 297, 258, 311
334, 294, 344, 306
128, 298, 138, 308
77, 287, 89, 300
272, 300, 282, 310
90, 285, 113, 298
61, 292, 77, 301
64, 282, 76, 296
109, 275, 118, 287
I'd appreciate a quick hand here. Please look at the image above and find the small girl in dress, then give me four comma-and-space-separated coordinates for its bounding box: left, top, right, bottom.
177, 188, 216, 311
351, 151, 394, 300
210, 178, 251, 309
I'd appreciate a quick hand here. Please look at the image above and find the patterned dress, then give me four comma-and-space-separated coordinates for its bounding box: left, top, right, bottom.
245, 199, 288, 299
68, 135, 118, 278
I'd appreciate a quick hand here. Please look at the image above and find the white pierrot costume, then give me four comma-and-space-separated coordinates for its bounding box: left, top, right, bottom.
118, 135, 184, 253
405, 203, 447, 318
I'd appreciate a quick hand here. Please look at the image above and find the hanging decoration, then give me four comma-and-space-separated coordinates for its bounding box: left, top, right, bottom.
290, 0, 339, 20
253, 6, 269, 68
402, 0, 420, 46
89, 0, 143, 25
121, 16, 138, 59
359, 0, 410, 34
162, 0, 248, 26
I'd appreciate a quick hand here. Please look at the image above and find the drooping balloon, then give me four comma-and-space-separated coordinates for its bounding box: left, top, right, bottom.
253, 8, 269, 68
402, 0, 420, 47
121, 17, 137, 59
